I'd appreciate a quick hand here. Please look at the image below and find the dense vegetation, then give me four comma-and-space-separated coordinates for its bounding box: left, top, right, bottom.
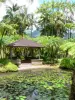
0, 59, 18, 72
1, 35, 75, 70
0, 0, 75, 99
60, 58, 75, 70
0, 1, 75, 67
37, 1, 75, 37
0, 69, 72, 100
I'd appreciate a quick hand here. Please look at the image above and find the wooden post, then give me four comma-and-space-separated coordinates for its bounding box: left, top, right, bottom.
31, 48, 34, 58
10, 47, 12, 59
39, 48, 40, 59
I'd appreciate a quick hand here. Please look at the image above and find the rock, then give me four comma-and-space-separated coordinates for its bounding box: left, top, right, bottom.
31, 89, 39, 100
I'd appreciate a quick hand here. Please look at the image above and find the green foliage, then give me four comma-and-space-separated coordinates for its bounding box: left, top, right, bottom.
60, 57, 75, 69
35, 37, 75, 62
37, 1, 75, 36
0, 58, 9, 65
34, 36, 63, 63
65, 23, 75, 29
0, 35, 64, 64
60, 42, 74, 52
1, 35, 21, 45
69, 46, 75, 58
0, 23, 17, 37
0, 67, 7, 72
15, 96, 26, 100
0, 0, 5, 2
2, 4, 32, 36
0, 59, 18, 72
1, 34, 75, 64
0, 69, 72, 100
4, 62, 18, 72
60, 40, 75, 58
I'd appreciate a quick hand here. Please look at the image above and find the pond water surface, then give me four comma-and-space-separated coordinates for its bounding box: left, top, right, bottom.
0, 69, 72, 100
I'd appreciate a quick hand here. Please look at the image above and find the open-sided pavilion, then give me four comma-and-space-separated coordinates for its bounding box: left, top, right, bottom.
7, 38, 43, 63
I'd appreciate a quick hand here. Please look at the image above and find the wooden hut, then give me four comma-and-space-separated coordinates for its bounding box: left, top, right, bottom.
7, 39, 43, 64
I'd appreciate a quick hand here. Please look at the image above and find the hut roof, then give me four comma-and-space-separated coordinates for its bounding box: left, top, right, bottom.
7, 39, 43, 48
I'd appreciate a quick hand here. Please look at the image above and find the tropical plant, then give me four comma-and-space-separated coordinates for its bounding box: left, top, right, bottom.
60, 57, 75, 69
0, 22, 17, 38
34, 36, 63, 63
0, 68, 72, 99
37, 1, 75, 37
3, 4, 20, 23
65, 23, 75, 38
0, 59, 18, 72
2, 4, 31, 36
60, 41, 75, 58
0, 0, 5, 2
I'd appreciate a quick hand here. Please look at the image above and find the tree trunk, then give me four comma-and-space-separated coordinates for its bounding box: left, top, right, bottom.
69, 70, 75, 100
70, 28, 71, 38
57, 29, 60, 36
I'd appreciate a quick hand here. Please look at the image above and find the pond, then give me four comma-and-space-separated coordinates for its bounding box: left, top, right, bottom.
0, 69, 72, 100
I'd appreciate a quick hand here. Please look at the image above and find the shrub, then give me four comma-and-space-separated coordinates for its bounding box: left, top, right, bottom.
0, 59, 9, 65
60, 57, 75, 69
60, 41, 75, 57
4, 62, 18, 72
0, 67, 7, 72
34, 36, 63, 64
0, 59, 18, 72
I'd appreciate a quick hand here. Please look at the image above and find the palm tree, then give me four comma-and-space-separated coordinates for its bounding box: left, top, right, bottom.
3, 4, 20, 23
2, 3, 32, 36
0, 0, 5, 2
16, 6, 28, 35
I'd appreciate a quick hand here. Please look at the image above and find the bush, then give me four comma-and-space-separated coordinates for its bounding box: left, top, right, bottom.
0, 59, 9, 65
0, 67, 7, 72
0, 59, 18, 72
34, 36, 63, 64
4, 62, 18, 72
60, 57, 75, 69
0, 36, 64, 64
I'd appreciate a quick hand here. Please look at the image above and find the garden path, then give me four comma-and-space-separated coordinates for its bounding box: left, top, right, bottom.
18, 63, 59, 71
